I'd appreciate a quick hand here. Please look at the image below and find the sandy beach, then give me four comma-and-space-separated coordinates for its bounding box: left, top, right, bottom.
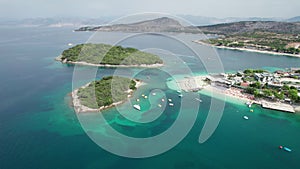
201, 85, 254, 103
176, 76, 208, 92
193, 40, 300, 58
72, 80, 143, 113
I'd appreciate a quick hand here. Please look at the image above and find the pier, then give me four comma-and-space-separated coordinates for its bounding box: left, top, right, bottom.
261, 101, 295, 113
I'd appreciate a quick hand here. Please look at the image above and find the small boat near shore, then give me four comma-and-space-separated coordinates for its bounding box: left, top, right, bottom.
133, 104, 141, 111
243, 116, 249, 120
195, 98, 202, 102
246, 101, 253, 108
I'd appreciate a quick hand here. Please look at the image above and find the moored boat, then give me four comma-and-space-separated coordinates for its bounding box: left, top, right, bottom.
195, 98, 202, 102
133, 104, 141, 111
284, 147, 292, 152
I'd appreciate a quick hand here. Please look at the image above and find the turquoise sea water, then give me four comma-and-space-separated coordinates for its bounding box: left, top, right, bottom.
1, 26, 300, 169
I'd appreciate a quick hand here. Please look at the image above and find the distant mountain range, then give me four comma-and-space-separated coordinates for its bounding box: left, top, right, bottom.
0, 17, 115, 27
1, 16, 300, 28
286, 16, 300, 22
74, 17, 300, 35
196, 21, 300, 35
179, 15, 285, 26
75, 17, 200, 33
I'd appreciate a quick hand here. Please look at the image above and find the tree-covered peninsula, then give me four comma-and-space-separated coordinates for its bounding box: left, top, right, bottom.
59, 43, 163, 66
74, 76, 138, 110
197, 21, 300, 56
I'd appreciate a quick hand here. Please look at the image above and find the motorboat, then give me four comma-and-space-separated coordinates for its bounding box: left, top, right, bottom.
195, 98, 202, 102
133, 104, 141, 111
243, 116, 249, 120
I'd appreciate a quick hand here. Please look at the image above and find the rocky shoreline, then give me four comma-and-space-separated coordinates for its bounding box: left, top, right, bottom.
55, 55, 164, 68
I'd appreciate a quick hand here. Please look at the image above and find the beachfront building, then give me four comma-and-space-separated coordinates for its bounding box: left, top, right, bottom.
254, 73, 275, 83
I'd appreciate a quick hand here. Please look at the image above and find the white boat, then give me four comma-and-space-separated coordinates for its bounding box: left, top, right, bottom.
243, 116, 249, 120
177, 90, 181, 93
152, 93, 156, 96
158, 104, 162, 107
162, 99, 165, 102
133, 104, 141, 111
168, 99, 172, 102
195, 98, 202, 102
246, 101, 253, 107
178, 94, 183, 97
169, 103, 174, 106
68, 43, 73, 46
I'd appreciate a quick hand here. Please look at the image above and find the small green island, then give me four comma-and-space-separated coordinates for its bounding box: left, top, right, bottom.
57, 43, 163, 67
72, 76, 140, 112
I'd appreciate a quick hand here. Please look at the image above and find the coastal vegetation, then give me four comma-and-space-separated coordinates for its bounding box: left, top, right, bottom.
206, 32, 300, 55
77, 76, 137, 109
60, 43, 163, 65
197, 21, 300, 55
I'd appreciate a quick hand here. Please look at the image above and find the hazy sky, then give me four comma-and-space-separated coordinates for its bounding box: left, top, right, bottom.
1, 0, 299, 18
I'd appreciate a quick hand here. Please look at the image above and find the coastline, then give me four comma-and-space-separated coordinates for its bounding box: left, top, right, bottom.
71, 80, 143, 113
55, 55, 164, 68
201, 85, 298, 113
200, 85, 255, 108
167, 75, 299, 113
193, 40, 300, 58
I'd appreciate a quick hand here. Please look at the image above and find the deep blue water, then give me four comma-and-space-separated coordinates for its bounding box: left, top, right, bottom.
0, 26, 300, 169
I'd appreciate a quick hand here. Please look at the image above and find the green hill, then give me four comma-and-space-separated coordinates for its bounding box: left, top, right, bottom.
198, 21, 300, 55
60, 43, 163, 65
77, 76, 137, 109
